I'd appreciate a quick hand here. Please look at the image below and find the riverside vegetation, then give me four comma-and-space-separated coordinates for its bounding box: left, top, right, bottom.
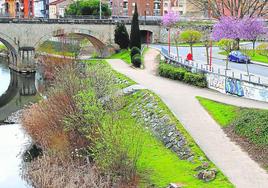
21, 59, 232, 187
197, 97, 268, 171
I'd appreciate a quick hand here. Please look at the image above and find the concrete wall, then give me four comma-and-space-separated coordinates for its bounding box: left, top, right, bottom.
207, 74, 268, 103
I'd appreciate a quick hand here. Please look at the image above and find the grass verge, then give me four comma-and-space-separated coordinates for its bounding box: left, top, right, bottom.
109, 49, 131, 64
197, 96, 268, 169
123, 91, 233, 187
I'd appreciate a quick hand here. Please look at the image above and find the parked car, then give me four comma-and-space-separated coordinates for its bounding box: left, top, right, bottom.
228, 51, 251, 63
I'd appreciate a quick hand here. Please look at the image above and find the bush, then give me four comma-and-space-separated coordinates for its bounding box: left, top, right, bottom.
159, 63, 186, 80
132, 54, 142, 68
232, 109, 268, 147
131, 47, 141, 59
183, 72, 207, 87
158, 62, 207, 88
256, 43, 268, 58
114, 22, 130, 49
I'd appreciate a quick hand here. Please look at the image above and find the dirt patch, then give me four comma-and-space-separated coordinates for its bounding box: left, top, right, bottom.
224, 126, 268, 170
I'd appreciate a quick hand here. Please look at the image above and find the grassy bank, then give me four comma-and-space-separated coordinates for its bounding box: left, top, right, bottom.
37, 41, 79, 57
127, 91, 232, 187
109, 47, 149, 67
21, 60, 232, 187
109, 49, 131, 64
197, 96, 268, 169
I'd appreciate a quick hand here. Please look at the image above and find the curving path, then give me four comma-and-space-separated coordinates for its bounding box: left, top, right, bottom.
107, 49, 268, 188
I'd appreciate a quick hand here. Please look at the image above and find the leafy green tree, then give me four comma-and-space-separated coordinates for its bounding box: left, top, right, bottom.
130, 4, 141, 49
180, 30, 202, 57
218, 38, 235, 70
114, 22, 130, 49
257, 43, 268, 59
65, 0, 111, 16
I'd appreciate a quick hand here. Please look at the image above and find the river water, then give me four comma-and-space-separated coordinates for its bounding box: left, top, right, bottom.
0, 58, 41, 188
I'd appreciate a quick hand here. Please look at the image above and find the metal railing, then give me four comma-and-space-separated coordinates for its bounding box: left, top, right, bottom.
161, 47, 268, 86
0, 17, 161, 25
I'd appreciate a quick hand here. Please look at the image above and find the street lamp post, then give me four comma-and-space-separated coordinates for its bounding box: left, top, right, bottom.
99, 0, 102, 19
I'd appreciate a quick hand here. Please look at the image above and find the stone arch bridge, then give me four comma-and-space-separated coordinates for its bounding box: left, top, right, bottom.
0, 19, 162, 72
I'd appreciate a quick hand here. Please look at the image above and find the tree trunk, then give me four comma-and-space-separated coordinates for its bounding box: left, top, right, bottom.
253, 40, 256, 56
206, 46, 209, 65
236, 38, 240, 50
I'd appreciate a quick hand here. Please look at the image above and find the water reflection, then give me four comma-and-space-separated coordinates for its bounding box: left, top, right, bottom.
0, 59, 39, 123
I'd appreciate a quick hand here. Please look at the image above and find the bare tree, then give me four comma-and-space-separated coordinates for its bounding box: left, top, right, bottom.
188, 0, 268, 19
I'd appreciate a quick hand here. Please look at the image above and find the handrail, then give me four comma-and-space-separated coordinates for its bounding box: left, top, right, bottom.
160, 47, 268, 87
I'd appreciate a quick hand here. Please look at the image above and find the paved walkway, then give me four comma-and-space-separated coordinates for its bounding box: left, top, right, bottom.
107, 49, 268, 188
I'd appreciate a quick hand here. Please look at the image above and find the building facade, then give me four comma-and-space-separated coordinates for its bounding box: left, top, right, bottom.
163, 0, 205, 17
111, 0, 163, 16
49, 0, 71, 18
34, 0, 49, 17
5, 0, 34, 18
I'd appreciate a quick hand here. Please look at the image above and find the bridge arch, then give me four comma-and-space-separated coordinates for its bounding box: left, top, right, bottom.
140, 29, 154, 44
34, 28, 110, 57
0, 32, 19, 66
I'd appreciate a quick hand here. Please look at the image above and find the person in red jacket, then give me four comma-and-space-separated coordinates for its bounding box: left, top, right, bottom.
186, 53, 193, 61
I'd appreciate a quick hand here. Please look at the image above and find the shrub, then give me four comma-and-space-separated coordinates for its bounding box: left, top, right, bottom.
92, 114, 143, 183
183, 72, 207, 87
22, 154, 114, 188
131, 47, 141, 59
232, 109, 268, 147
159, 63, 186, 80
132, 54, 142, 68
158, 62, 207, 88
256, 43, 268, 58
114, 22, 130, 49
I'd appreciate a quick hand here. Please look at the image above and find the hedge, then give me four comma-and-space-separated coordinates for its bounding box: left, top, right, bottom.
159, 62, 207, 88
132, 54, 142, 68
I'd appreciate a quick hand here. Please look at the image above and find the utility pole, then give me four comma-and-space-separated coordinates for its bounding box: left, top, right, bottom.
99, 0, 102, 19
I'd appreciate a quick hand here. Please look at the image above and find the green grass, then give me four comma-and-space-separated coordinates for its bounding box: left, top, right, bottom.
219, 50, 268, 64
122, 91, 233, 187
197, 96, 268, 147
109, 49, 131, 64
84, 59, 136, 88
37, 41, 78, 57
0, 44, 7, 51
196, 97, 240, 127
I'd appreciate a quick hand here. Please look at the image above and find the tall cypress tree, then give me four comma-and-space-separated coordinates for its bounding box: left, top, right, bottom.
130, 4, 141, 49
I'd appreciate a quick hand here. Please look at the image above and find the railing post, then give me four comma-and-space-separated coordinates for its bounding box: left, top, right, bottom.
258, 77, 261, 84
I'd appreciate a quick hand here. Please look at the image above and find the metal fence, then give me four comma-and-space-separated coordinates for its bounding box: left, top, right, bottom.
161, 47, 268, 102
161, 47, 267, 86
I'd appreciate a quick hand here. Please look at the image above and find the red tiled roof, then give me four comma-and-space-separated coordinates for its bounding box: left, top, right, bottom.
49, 0, 66, 5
